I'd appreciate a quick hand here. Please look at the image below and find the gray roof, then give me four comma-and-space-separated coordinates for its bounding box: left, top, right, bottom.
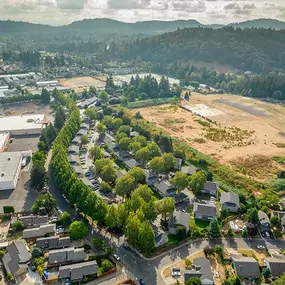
193, 203, 218, 218
232, 255, 260, 278
130, 131, 139, 138
124, 158, 139, 169
22, 224, 56, 239
68, 145, 79, 154
36, 236, 70, 249
49, 247, 85, 264
220, 192, 240, 207
0, 152, 22, 186
68, 154, 80, 164
184, 257, 214, 284
258, 210, 270, 224
116, 168, 127, 179
18, 215, 48, 227
103, 133, 115, 145
77, 129, 88, 137
3, 240, 31, 276
71, 136, 81, 145
142, 169, 157, 180
72, 165, 84, 176
265, 257, 285, 277
80, 123, 89, 130
204, 181, 218, 192
181, 166, 199, 175
103, 151, 112, 158
169, 210, 190, 229
58, 261, 98, 280
154, 180, 175, 195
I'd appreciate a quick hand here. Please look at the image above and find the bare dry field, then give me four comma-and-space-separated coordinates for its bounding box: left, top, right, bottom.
132, 93, 285, 180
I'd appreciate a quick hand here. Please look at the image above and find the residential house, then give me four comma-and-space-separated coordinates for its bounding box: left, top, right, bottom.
153, 228, 168, 248
36, 236, 71, 250
124, 158, 140, 170
272, 211, 285, 233
193, 203, 218, 222
116, 168, 127, 179
168, 210, 190, 235
22, 224, 56, 239
258, 210, 271, 232
71, 136, 81, 146
202, 181, 218, 197
17, 215, 48, 228
68, 154, 80, 166
68, 145, 79, 155
231, 253, 260, 279
80, 123, 89, 130
264, 257, 285, 278
220, 192, 240, 213
48, 247, 86, 265
174, 158, 183, 170
58, 261, 98, 281
181, 166, 199, 176
102, 150, 112, 159
154, 180, 176, 198
143, 169, 157, 186
102, 133, 117, 152
130, 131, 139, 138
77, 129, 88, 137
72, 165, 84, 178
3, 240, 31, 279
184, 257, 214, 285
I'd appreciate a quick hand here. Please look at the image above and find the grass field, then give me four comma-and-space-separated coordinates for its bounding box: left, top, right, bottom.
132, 93, 285, 181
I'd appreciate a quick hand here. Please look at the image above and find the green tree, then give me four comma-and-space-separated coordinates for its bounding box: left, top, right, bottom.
30, 163, 47, 191
185, 259, 192, 269
149, 157, 165, 174
89, 146, 103, 161
176, 225, 187, 240
189, 171, 206, 194
98, 90, 109, 103
138, 221, 155, 253
54, 106, 66, 129
272, 273, 285, 285
221, 208, 229, 220
99, 181, 112, 194
105, 205, 118, 229
0, 250, 4, 258
129, 141, 142, 152
118, 125, 130, 135
32, 247, 42, 258
125, 212, 142, 246
32, 193, 56, 213
209, 219, 221, 238
99, 259, 113, 274
92, 237, 105, 251
96, 123, 106, 134
147, 142, 161, 157
162, 153, 176, 171
128, 167, 146, 184
156, 197, 175, 221
100, 164, 117, 182
41, 88, 51, 104
115, 174, 136, 197
170, 172, 189, 193
111, 118, 123, 131
12, 221, 24, 231
134, 135, 147, 147
84, 108, 97, 120
185, 277, 202, 285
80, 135, 89, 145
118, 137, 132, 150
247, 208, 259, 224
135, 147, 152, 163
69, 221, 88, 240
270, 216, 281, 228
232, 277, 241, 285
60, 211, 71, 226
95, 158, 113, 174
263, 267, 271, 278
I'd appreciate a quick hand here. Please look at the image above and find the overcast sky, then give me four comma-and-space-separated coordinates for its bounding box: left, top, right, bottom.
1, 0, 285, 25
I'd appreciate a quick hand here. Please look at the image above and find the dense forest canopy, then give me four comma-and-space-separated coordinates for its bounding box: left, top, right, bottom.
115, 27, 285, 73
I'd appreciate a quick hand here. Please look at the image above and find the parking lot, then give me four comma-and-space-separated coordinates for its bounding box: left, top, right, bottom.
0, 164, 38, 213
7, 135, 40, 153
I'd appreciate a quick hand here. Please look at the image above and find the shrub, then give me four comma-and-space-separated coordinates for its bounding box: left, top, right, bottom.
32, 247, 42, 258
12, 221, 24, 231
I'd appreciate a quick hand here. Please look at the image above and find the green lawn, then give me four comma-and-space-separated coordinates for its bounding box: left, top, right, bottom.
190, 215, 209, 231
167, 234, 180, 246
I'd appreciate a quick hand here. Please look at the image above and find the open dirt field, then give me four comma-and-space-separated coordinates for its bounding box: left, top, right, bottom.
133, 93, 285, 180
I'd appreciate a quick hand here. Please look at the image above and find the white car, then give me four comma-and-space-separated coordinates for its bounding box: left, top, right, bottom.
172, 267, 181, 278
113, 254, 120, 261
257, 245, 265, 250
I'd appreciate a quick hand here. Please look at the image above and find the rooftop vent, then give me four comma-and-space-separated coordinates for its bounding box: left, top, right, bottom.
7, 157, 11, 161
1, 172, 4, 177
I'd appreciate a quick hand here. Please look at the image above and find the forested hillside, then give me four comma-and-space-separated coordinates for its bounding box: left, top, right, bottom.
116, 27, 285, 73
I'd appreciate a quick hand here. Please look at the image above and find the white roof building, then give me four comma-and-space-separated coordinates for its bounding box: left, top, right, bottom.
0, 131, 10, 152
0, 114, 46, 135
36, 81, 59, 88
0, 152, 22, 190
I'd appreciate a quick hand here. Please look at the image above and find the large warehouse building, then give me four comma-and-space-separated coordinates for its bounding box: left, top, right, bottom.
0, 114, 46, 136
0, 151, 32, 190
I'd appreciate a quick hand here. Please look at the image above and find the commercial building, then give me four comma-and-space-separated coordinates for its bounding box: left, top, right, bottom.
0, 152, 22, 190
36, 80, 59, 88
0, 114, 46, 135
0, 131, 10, 152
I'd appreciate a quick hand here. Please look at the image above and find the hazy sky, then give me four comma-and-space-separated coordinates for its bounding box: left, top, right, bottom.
1, 0, 285, 25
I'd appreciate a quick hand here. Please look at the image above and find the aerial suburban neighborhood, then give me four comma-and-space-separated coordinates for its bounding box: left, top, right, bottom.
0, 5, 285, 285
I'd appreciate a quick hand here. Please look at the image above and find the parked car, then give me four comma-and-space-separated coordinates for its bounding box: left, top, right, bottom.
139, 279, 145, 285
172, 267, 181, 278
113, 254, 120, 261
257, 245, 265, 250
65, 279, 70, 285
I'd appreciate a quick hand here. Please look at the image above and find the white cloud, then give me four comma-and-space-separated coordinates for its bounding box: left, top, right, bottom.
0, 0, 284, 25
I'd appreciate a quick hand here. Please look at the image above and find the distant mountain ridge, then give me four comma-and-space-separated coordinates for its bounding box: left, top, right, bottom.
0, 18, 285, 35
